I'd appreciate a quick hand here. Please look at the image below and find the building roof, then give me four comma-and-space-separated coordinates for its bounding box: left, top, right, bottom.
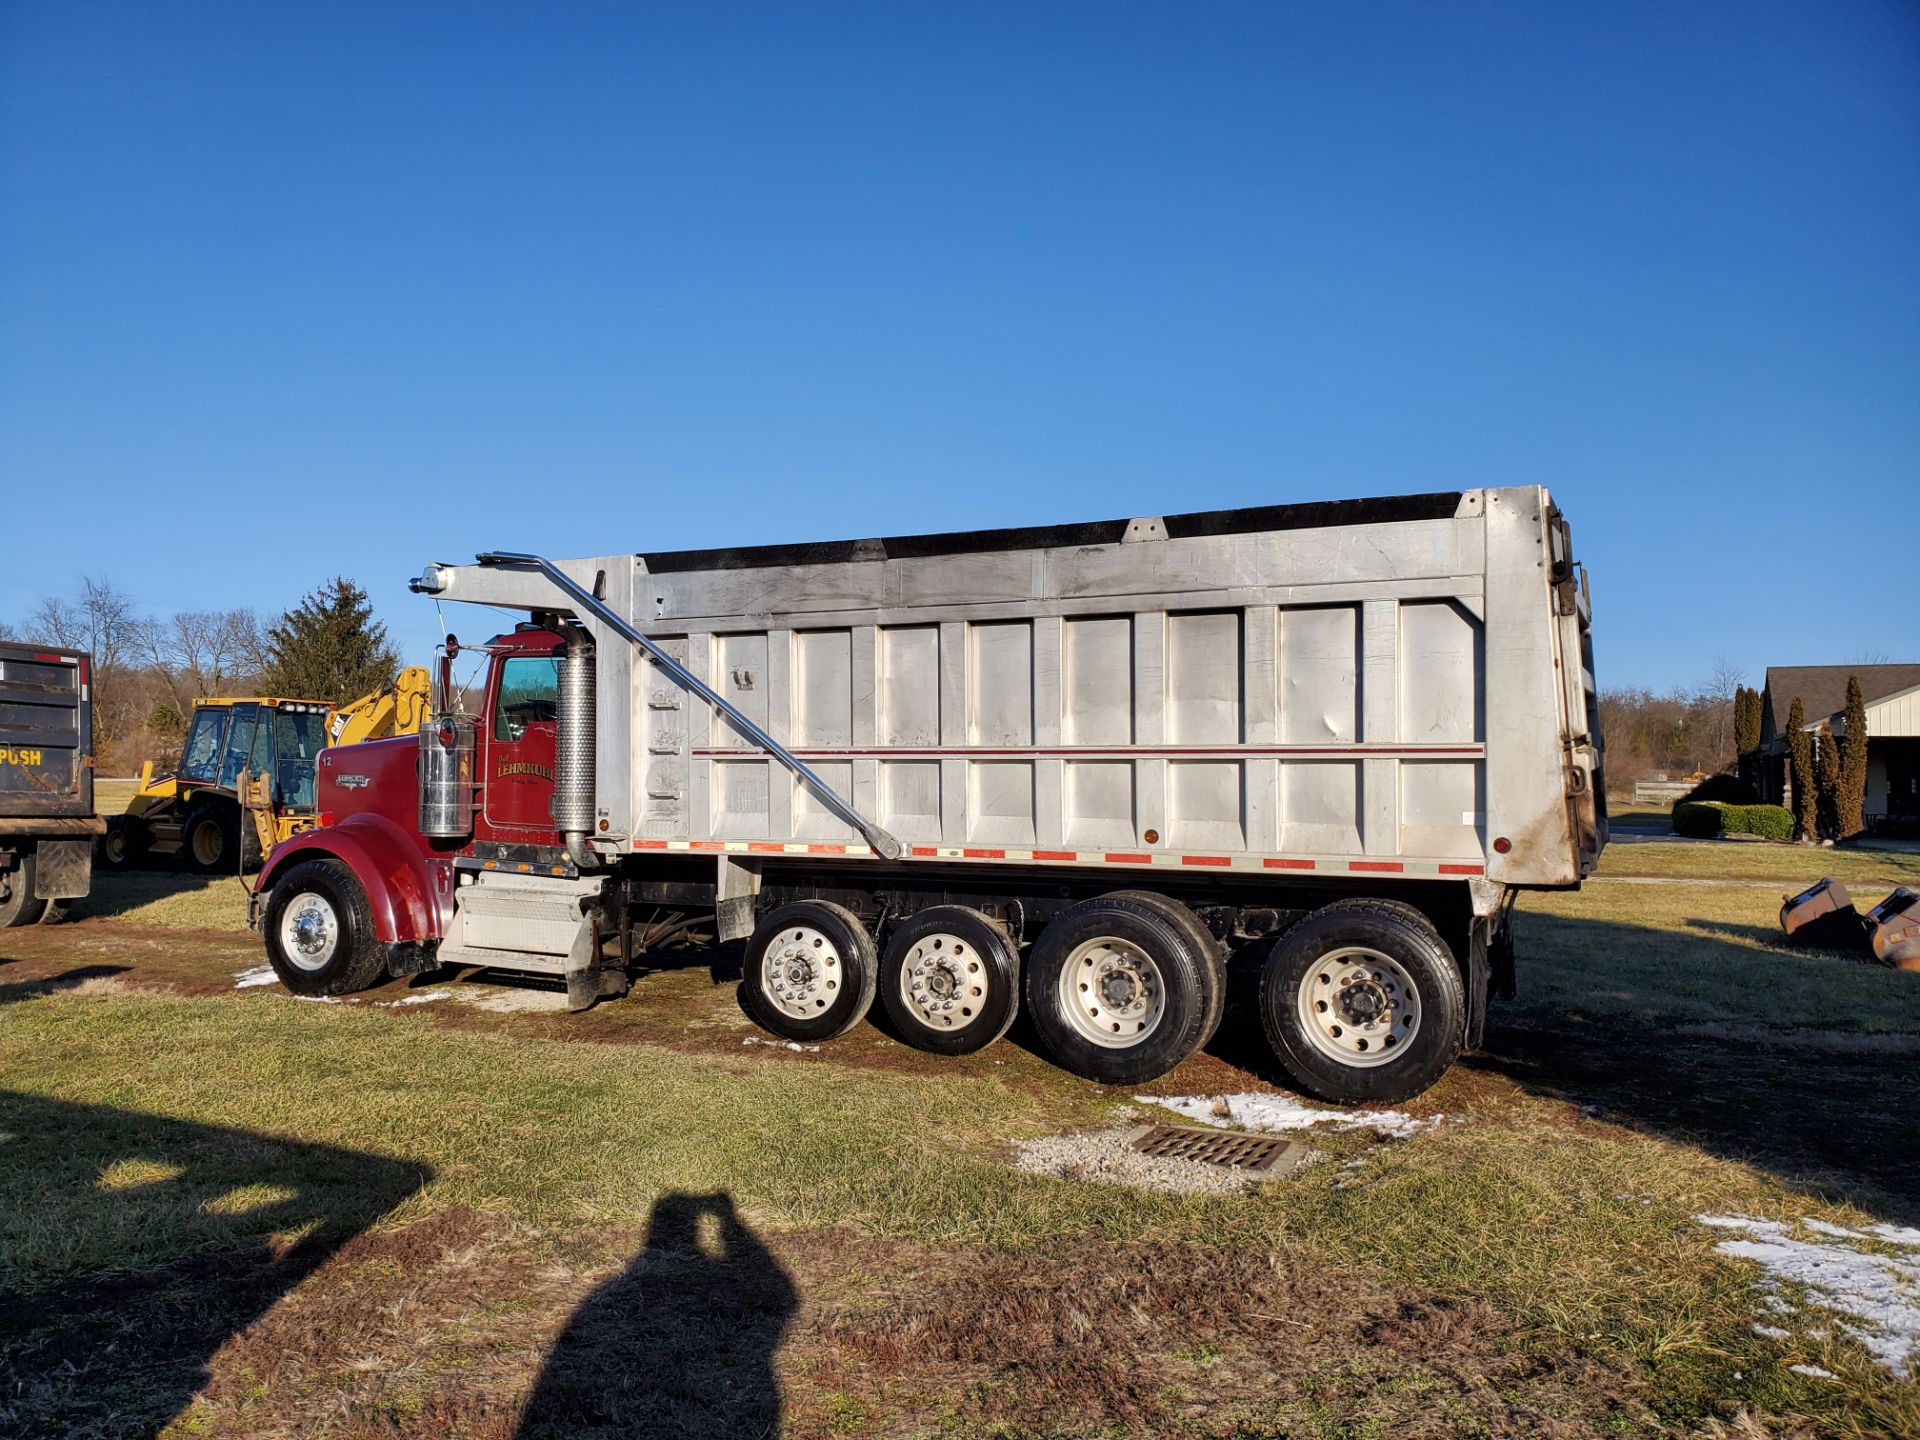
1761, 664, 1920, 740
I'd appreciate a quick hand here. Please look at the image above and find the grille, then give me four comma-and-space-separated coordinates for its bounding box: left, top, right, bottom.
1130, 1124, 1304, 1173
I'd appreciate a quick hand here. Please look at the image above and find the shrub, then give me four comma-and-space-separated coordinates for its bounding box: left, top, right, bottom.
1673, 801, 1795, 841
1681, 772, 1761, 806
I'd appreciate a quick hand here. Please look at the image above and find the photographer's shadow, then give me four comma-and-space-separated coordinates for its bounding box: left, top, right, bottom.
517, 1191, 796, 1439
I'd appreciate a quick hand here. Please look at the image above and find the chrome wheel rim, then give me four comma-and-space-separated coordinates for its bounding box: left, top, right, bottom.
279, 892, 339, 972
761, 924, 841, 1020
1059, 936, 1165, 1048
1296, 946, 1421, 1068
898, 931, 986, 1031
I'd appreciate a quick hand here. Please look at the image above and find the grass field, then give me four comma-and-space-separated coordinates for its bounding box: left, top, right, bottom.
3, 838, 1917, 1438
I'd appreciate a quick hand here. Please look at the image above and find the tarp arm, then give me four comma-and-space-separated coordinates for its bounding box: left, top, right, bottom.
464, 551, 904, 861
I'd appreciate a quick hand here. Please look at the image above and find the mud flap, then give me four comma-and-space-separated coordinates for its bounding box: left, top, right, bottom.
32, 839, 92, 901
563, 907, 629, 1012
385, 941, 439, 979
1466, 916, 1491, 1052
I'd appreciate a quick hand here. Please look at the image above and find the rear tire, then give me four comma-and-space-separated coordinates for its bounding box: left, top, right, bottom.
183, 800, 238, 875
1258, 898, 1465, 1104
1100, 890, 1228, 1046
742, 901, 878, 1043
0, 849, 48, 928
1025, 895, 1215, 1085
878, 905, 1021, 1055
263, 858, 388, 996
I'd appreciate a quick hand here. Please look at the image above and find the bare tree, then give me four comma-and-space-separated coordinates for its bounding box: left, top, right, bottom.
1692, 655, 1745, 771
143, 608, 269, 710
28, 577, 141, 670
0, 618, 16, 642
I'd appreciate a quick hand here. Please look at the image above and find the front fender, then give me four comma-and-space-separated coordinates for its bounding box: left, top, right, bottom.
257, 815, 446, 943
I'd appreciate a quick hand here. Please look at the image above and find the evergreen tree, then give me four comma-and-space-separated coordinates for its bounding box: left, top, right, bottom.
1812, 724, 1841, 842
262, 579, 399, 706
1733, 686, 1762, 759
1837, 673, 1869, 840
1787, 696, 1814, 841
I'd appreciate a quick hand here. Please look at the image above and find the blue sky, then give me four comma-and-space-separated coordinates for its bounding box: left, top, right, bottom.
2, 1, 1914, 692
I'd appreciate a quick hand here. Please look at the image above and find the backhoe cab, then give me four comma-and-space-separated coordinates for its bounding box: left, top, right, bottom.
99, 669, 429, 874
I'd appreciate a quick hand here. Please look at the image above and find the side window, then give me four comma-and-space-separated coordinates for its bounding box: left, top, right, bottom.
248, 709, 274, 784
179, 708, 230, 783
219, 706, 259, 790
494, 657, 560, 741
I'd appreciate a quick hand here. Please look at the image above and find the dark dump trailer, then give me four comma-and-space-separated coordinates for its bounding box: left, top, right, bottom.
1, 642, 101, 926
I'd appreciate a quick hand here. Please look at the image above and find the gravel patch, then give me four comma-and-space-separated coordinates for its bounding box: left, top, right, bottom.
1010, 1126, 1302, 1197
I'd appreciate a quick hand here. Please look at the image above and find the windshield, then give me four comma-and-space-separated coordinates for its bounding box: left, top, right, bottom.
275, 711, 328, 809
178, 707, 230, 784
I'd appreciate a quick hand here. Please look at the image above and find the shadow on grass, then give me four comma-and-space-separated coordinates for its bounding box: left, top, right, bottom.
1468, 912, 1920, 1223
515, 1191, 795, 1439
0, 964, 132, 1006
0, 1092, 431, 1439
62, 869, 232, 923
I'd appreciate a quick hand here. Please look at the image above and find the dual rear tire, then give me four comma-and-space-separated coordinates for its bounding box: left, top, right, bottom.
739, 891, 1466, 1102
741, 891, 1226, 1084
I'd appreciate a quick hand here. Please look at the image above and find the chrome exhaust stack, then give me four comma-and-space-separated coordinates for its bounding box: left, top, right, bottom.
555, 624, 596, 867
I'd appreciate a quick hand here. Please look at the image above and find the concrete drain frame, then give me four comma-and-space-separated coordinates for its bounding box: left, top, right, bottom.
1127, 1123, 1309, 1176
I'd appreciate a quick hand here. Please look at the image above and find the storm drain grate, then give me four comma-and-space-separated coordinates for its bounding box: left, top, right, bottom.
1130, 1124, 1305, 1174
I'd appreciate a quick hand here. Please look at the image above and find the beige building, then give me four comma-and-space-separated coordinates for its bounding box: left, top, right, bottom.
1757, 664, 1920, 831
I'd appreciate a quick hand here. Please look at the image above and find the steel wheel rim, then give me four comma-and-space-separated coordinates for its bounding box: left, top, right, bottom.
280, 892, 340, 972
761, 924, 841, 1020
190, 820, 223, 867
1059, 936, 1165, 1048
102, 829, 127, 864
1296, 946, 1421, 1068
898, 932, 987, 1032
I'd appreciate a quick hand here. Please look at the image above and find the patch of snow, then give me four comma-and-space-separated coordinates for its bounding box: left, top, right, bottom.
1697, 1215, 1920, 1376
380, 990, 452, 1007
1790, 1364, 1836, 1379
1804, 1219, 1872, 1240
1751, 1323, 1790, 1340
1871, 1224, 1920, 1249
290, 994, 342, 1005
742, 1036, 820, 1053
1138, 1092, 1439, 1139
232, 966, 278, 989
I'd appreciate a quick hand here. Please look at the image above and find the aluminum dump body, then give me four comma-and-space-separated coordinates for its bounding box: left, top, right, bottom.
433, 487, 1603, 890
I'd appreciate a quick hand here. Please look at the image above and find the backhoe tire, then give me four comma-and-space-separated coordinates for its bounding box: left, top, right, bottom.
0, 848, 48, 929
96, 815, 148, 872
262, 858, 388, 996
182, 799, 239, 875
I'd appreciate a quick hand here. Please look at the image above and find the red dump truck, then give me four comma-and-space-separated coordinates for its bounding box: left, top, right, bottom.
251, 488, 1604, 1101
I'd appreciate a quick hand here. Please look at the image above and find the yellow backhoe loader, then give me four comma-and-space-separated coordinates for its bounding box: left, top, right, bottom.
98, 669, 429, 873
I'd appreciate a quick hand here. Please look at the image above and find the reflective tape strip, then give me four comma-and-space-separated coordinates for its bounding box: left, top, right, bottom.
616, 839, 1484, 877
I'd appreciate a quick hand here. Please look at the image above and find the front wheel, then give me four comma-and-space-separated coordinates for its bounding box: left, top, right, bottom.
96, 815, 149, 871
1258, 898, 1466, 1104
741, 901, 878, 1043
1025, 896, 1216, 1085
262, 858, 388, 996
183, 800, 238, 875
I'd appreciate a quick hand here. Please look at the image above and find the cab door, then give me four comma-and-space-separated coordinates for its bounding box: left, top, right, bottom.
481, 649, 561, 837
